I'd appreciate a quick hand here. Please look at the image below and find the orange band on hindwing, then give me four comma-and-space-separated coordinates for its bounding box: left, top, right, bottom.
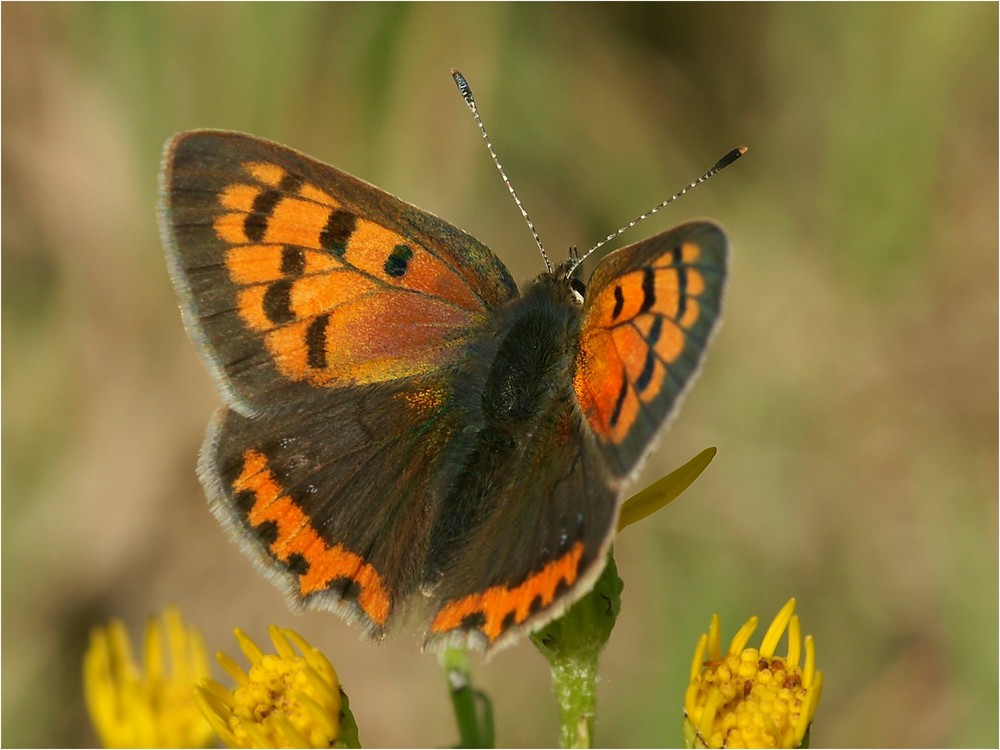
429, 542, 586, 644
231, 449, 391, 627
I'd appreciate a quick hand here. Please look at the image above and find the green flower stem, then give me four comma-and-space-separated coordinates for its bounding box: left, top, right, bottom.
439, 646, 494, 748
532, 554, 623, 749
549, 647, 600, 748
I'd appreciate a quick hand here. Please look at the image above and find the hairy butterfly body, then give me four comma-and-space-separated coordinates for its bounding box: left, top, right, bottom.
160, 128, 728, 653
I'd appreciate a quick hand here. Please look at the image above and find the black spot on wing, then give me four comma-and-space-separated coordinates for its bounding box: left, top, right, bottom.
612, 285, 625, 319
320, 209, 356, 255
329, 576, 362, 601
263, 279, 294, 324
636, 315, 664, 393
460, 611, 486, 631
306, 314, 329, 369
245, 190, 281, 243
287, 553, 310, 576
639, 267, 656, 314
609, 376, 629, 428
278, 172, 303, 193
501, 611, 517, 632
256, 520, 279, 547
384, 244, 414, 277
281, 246, 306, 276
233, 490, 255, 515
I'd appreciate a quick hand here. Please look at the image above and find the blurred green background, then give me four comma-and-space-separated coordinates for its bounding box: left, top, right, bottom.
3, 3, 997, 747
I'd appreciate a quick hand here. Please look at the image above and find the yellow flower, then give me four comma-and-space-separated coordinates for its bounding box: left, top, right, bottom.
683, 598, 823, 749
83, 607, 213, 748
195, 625, 351, 749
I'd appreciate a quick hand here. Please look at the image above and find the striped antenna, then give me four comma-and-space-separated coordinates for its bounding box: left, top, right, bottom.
567, 146, 748, 278
452, 69, 552, 273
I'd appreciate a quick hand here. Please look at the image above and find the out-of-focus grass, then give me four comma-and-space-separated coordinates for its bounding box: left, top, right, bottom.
3, 4, 996, 747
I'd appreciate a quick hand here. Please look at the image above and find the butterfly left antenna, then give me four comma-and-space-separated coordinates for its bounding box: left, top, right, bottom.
452, 69, 552, 273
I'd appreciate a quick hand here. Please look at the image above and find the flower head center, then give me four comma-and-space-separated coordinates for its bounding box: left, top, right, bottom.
684, 599, 823, 749
195, 626, 342, 749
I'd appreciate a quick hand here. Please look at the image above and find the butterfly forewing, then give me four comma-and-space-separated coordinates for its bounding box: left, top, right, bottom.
160, 130, 518, 413
573, 221, 727, 476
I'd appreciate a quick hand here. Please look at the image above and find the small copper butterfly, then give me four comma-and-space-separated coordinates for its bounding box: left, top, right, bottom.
159, 71, 743, 653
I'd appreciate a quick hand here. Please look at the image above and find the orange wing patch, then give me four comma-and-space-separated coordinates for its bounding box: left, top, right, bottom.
211, 160, 490, 387
428, 542, 585, 644
262, 197, 337, 248
259, 293, 471, 386
245, 161, 286, 187
232, 449, 391, 627
225, 245, 343, 285
575, 241, 709, 444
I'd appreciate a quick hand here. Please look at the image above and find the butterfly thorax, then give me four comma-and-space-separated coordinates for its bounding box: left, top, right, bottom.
445, 270, 583, 468
479, 273, 582, 422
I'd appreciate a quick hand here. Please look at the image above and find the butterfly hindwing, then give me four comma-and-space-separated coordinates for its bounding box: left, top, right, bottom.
423, 406, 618, 651
573, 221, 727, 476
160, 130, 518, 414
202, 377, 462, 636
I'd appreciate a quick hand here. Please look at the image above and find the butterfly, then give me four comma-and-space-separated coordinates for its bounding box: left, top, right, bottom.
159, 81, 736, 653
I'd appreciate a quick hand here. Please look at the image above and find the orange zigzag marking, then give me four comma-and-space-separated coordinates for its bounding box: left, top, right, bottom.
233, 449, 390, 626
429, 542, 586, 642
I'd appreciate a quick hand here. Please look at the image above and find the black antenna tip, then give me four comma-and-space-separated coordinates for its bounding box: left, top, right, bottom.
713, 145, 748, 172
451, 69, 473, 101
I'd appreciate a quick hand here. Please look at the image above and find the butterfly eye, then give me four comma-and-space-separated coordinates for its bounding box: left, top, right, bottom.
570, 278, 586, 303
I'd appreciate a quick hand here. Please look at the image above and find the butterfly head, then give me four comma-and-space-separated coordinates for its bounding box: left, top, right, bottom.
553, 259, 587, 304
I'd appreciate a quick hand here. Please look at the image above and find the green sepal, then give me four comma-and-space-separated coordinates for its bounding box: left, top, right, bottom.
334, 687, 362, 749
682, 715, 702, 748
800, 725, 811, 748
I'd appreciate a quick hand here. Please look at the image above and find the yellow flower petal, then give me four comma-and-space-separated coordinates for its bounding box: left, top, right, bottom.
728, 615, 758, 656
759, 598, 796, 659
83, 608, 213, 748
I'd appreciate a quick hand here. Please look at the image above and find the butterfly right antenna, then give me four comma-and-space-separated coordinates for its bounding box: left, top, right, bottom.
452, 69, 553, 274
567, 146, 748, 278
